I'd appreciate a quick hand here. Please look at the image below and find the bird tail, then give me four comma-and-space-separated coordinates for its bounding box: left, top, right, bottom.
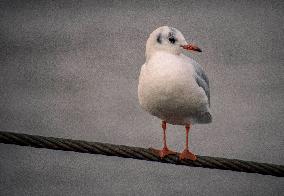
197, 111, 212, 124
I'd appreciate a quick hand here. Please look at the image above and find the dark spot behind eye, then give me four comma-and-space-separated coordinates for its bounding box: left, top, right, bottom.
157, 33, 162, 44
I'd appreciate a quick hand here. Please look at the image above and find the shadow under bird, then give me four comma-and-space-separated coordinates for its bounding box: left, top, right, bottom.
138, 26, 211, 161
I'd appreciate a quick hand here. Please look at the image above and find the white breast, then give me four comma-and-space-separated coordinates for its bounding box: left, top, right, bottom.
138, 52, 209, 125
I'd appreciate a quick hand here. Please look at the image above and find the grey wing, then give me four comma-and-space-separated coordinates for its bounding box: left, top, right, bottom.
193, 63, 210, 106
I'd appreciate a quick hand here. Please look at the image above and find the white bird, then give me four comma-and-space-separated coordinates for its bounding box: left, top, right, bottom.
138, 26, 212, 161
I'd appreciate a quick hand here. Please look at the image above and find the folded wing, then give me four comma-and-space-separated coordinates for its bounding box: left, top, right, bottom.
193, 63, 210, 106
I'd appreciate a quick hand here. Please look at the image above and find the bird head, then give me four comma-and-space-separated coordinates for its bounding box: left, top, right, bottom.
145, 26, 201, 60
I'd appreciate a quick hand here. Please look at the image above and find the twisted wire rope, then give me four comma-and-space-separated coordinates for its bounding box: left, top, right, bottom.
0, 131, 283, 177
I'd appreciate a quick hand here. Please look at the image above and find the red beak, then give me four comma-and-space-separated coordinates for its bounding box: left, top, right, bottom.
181, 44, 202, 52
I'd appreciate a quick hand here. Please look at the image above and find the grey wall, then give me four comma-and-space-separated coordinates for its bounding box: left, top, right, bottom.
0, 0, 283, 195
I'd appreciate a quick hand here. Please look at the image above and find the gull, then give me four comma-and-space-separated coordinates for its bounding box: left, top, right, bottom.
138, 26, 212, 161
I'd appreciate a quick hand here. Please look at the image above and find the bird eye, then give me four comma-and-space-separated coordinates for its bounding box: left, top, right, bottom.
169, 37, 176, 44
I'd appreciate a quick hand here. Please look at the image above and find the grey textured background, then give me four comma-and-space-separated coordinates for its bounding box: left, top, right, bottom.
0, 0, 283, 195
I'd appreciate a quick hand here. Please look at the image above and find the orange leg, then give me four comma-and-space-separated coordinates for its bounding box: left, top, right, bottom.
179, 123, 197, 161
150, 121, 176, 159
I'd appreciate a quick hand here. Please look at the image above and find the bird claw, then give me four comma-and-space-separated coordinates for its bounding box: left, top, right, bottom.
179, 149, 197, 161
150, 147, 177, 159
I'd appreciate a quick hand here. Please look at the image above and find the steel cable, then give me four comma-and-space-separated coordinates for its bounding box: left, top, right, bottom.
0, 131, 283, 177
